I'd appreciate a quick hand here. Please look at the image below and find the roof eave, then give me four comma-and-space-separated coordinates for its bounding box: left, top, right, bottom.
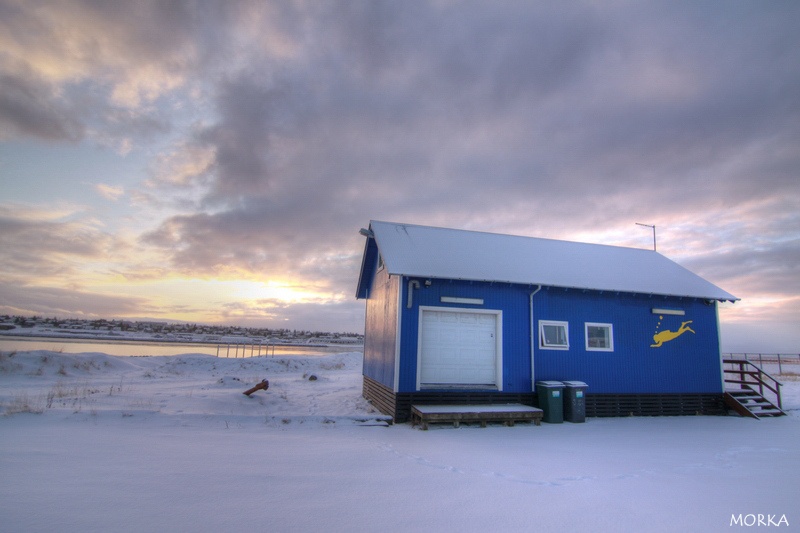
383, 271, 739, 302
355, 234, 378, 300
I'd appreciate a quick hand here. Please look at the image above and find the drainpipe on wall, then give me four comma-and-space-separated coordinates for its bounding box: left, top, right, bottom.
407, 279, 421, 309
529, 285, 542, 390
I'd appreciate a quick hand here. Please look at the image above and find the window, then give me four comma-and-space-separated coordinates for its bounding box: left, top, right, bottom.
585, 323, 614, 352
539, 320, 569, 350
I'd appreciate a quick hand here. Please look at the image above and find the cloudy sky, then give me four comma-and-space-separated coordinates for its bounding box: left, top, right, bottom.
1, 1, 798, 350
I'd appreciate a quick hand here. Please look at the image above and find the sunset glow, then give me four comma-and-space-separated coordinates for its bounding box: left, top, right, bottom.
1, 1, 798, 350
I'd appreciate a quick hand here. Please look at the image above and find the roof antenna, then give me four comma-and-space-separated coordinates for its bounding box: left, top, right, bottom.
635, 223, 656, 251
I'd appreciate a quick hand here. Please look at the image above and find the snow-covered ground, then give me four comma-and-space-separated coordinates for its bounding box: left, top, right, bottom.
1, 350, 798, 533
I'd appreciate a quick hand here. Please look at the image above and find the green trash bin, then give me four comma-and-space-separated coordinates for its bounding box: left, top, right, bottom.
562, 381, 588, 423
536, 381, 565, 423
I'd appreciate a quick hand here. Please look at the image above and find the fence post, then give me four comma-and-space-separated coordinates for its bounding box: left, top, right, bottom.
777, 353, 782, 375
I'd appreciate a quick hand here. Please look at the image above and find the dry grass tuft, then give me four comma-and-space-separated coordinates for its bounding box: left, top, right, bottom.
2, 393, 45, 415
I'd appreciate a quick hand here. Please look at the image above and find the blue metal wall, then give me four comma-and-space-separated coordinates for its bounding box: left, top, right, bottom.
531, 288, 722, 394
397, 278, 532, 393
394, 278, 723, 394
361, 256, 399, 389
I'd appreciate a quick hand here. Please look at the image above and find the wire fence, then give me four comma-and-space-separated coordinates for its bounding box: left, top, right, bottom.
722, 353, 800, 377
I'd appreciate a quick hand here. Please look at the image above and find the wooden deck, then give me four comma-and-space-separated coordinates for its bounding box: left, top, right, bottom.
411, 404, 543, 430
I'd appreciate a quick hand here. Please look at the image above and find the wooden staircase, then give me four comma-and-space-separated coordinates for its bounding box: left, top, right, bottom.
723, 358, 785, 419
724, 390, 784, 418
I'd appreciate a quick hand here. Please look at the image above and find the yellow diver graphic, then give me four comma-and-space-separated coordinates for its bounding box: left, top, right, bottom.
651, 317, 695, 348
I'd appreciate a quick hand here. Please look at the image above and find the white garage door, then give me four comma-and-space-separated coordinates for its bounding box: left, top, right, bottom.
419, 309, 500, 387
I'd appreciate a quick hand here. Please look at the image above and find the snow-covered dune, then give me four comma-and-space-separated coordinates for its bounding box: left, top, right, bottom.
0, 350, 384, 424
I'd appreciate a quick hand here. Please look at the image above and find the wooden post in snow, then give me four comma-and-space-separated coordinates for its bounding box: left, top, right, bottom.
243, 380, 269, 396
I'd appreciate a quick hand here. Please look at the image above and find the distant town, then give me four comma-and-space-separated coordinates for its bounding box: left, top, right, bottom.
0, 315, 363, 346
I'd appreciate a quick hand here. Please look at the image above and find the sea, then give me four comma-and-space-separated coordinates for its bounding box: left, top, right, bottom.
0, 335, 361, 358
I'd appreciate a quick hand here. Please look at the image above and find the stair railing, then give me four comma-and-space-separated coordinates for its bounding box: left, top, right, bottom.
723, 358, 783, 411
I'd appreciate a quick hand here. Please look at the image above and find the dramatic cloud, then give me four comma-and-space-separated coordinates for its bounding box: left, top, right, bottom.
0, 71, 84, 141
0, 282, 150, 319
1, 1, 798, 345
0, 0, 198, 144
0, 205, 115, 282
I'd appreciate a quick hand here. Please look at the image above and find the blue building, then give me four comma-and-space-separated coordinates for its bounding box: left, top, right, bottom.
356, 221, 739, 422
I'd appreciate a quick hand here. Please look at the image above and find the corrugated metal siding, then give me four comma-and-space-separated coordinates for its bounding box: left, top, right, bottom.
532, 289, 722, 393
362, 260, 399, 389
398, 278, 532, 393
395, 279, 723, 395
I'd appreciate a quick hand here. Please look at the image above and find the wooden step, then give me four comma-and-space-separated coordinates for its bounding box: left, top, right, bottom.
739, 398, 770, 404
750, 407, 781, 415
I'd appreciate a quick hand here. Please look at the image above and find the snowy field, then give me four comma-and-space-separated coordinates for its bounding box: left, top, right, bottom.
1, 350, 798, 533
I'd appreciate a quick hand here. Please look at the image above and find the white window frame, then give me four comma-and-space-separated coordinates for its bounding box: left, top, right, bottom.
539, 320, 569, 350
585, 322, 614, 352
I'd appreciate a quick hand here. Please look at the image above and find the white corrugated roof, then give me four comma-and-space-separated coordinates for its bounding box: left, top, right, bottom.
368, 220, 738, 301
